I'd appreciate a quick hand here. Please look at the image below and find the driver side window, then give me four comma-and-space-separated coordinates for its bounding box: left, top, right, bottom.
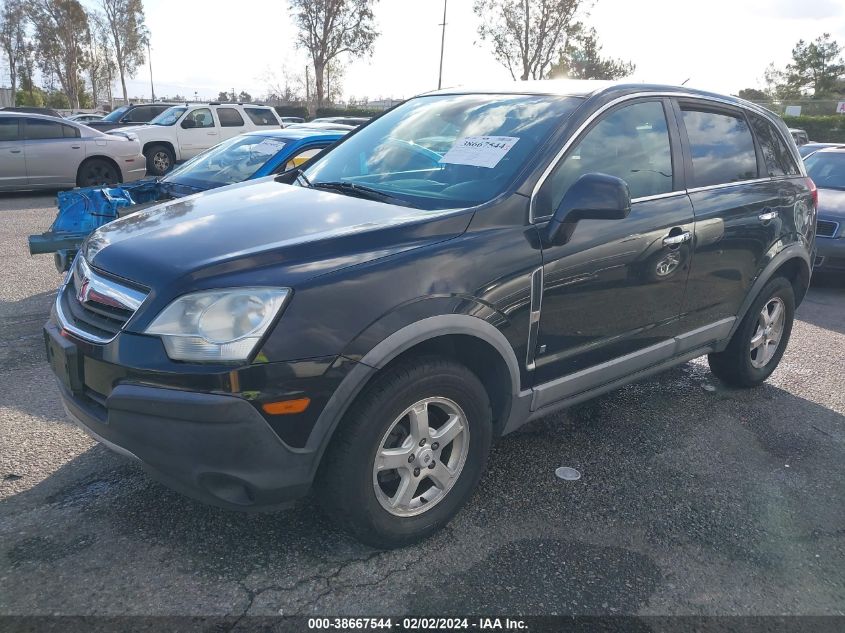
537, 101, 673, 217
182, 108, 214, 129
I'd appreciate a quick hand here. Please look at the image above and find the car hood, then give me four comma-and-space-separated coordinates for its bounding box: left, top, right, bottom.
85, 178, 472, 289
817, 188, 845, 220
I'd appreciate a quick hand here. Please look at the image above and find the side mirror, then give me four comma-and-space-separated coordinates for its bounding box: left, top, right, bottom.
181, 119, 196, 129
546, 173, 631, 246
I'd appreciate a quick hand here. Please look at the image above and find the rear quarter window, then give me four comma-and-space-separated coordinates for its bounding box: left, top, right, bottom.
749, 114, 800, 177
244, 108, 279, 126
681, 107, 758, 188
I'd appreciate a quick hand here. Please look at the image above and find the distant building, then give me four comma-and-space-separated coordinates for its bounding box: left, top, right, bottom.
0, 88, 13, 108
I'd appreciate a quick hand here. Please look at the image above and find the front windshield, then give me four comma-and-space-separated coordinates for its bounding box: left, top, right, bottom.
303, 93, 582, 210
805, 152, 845, 190
165, 134, 287, 188
102, 106, 129, 122
150, 106, 187, 126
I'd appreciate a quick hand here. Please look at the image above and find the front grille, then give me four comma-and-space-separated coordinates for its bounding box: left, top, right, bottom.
816, 220, 839, 238
56, 257, 148, 343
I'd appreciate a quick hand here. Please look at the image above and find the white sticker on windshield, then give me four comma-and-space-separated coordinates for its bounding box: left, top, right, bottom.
251, 139, 286, 156
439, 136, 519, 169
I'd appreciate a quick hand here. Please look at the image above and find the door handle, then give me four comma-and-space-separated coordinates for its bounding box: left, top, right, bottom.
71, 145, 81, 149
207, 132, 217, 136
9, 148, 21, 153
663, 231, 691, 246
759, 210, 778, 222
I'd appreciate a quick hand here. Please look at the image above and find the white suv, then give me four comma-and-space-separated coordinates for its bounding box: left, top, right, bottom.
115, 103, 282, 175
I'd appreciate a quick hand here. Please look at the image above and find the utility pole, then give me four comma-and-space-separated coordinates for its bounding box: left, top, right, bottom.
438, 0, 447, 89
147, 40, 155, 102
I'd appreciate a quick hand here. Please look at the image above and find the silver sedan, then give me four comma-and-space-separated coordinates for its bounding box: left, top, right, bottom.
0, 112, 147, 192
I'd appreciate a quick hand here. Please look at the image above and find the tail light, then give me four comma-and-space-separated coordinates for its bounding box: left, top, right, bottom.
806, 177, 818, 209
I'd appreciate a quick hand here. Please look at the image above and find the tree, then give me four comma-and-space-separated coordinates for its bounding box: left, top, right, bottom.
216, 90, 230, 102
237, 90, 251, 103
101, 0, 147, 104
16, 36, 36, 101
547, 26, 634, 80
737, 88, 768, 101
27, 0, 90, 108
473, 0, 583, 81
784, 34, 845, 98
289, 0, 379, 112
86, 11, 115, 108
0, 0, 27, 95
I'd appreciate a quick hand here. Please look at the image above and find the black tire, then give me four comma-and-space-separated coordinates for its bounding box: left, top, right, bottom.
708, 276, 795, 388
145, 144, 175, 176
76, 158, 120, 187
316, 356, 492, 548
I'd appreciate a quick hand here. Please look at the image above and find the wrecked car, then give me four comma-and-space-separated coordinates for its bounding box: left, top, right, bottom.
28, 128, 345, 271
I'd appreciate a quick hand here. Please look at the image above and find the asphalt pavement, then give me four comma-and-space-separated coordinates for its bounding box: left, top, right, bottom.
0, 192, 843, 618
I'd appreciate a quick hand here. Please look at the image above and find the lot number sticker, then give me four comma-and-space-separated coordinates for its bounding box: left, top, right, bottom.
251, 139, 286, 156
440, 136, 519, 168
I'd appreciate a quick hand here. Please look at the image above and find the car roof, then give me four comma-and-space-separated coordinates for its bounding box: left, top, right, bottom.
812, 147, 845, 155
0, 111, 74, 121
427, 79, 776, 109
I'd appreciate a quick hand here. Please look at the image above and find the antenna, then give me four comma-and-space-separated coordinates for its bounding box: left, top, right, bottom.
681, 77, 691, 86
438, 0, 448, 89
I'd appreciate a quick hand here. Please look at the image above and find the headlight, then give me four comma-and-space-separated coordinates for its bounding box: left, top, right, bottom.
145, 288, 290, 361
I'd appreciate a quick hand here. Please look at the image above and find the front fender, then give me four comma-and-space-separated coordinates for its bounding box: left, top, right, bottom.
303, 303, 525, 479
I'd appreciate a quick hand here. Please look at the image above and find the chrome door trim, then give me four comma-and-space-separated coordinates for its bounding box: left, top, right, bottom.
529, 91, 795, 223
525, 267, 543, 371
685, 177, 772, 195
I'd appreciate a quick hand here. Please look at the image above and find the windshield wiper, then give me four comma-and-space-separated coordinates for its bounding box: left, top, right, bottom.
312, 181, 419, 208
293, 168, 313, 188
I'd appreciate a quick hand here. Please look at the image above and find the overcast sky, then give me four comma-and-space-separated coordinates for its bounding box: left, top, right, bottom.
66, 0, 845, 102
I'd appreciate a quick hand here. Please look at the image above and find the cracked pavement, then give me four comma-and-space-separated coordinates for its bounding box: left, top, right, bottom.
0, 193, 843, 617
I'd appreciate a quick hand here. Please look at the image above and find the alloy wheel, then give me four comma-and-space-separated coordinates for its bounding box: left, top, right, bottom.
153, 151, 171, 173
749, 297, 786, 368
372, 397, 470, 517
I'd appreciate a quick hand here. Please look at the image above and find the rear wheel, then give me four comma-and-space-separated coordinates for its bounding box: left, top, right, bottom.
708, 276, 795, 387
76, 158, 120, 187
317, 357, 492, 548
145, 144, 174, 176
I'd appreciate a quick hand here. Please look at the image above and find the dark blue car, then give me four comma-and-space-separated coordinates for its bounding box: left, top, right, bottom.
28, 128, 345, 271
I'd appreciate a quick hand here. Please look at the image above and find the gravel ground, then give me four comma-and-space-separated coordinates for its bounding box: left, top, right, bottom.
0, 193, 843, 618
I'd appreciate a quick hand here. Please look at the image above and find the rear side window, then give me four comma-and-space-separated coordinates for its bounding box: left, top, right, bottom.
0, 117, 19, 141
681, 107, 757, 188
217, 107, 245, 127
245, 107, 278, 126
124, 107, 151, 123
24, 118, 79, 140
538, 100, 674, 211
749, 114, 800, 177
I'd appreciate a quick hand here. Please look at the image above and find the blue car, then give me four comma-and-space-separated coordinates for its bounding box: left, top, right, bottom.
28, 128, 345, 271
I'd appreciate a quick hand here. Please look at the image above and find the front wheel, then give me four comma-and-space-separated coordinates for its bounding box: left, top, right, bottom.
76, 158, 120, 187
708, 276, 795, 387
317, 357, 492, 548
145, 144, 175, 176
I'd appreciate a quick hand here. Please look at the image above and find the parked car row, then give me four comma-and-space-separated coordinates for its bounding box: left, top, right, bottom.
38, 80, 817, 549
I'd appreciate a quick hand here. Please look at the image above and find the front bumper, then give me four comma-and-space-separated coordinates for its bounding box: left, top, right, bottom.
814, 236, 845, 272
122, 155, 148, 182
45, 321, 353, 510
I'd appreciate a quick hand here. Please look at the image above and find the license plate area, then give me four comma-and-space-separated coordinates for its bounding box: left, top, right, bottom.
45, 327, 84, 394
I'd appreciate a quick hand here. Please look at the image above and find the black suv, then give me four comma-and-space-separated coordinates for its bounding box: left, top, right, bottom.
45, 82, 816, 548
86, 103, 176, 132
